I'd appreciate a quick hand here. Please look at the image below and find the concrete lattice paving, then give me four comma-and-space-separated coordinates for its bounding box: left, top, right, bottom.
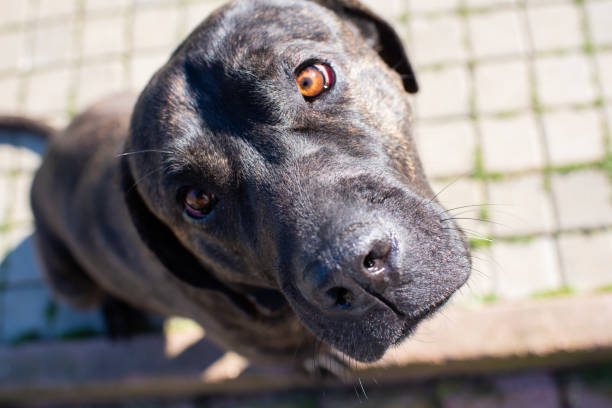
0, 0, 611, 354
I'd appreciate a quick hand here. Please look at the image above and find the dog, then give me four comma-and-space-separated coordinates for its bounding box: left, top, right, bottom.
27, 0, 471, 367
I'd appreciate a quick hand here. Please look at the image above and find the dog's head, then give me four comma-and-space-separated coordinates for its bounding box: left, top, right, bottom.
122, 0, 470, 363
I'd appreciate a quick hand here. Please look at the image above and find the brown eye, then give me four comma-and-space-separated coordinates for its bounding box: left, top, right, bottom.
183, 188, 215, 219
296, 63, 335, 98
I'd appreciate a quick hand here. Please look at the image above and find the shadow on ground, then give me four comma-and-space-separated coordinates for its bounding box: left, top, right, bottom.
0, 129, 108, 344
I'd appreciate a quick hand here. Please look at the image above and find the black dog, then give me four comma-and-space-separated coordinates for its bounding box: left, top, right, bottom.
29, 0, 470, 366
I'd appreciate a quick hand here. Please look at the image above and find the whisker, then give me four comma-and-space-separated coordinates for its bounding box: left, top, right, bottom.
441, 217, 506, 227
358, 377, 368, 400
115, 149, 172, 158
291, 331, 306, 365
406, 175, 467, 219
441, 227, 493, 242
445, 208, 490, 218
353, 382, 362, 403
438, 203, 510, 216
426, 175, 465, 206
126, 165, 169, 194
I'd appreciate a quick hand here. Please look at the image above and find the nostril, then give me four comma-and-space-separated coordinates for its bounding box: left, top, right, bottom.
326, 287, 353, 309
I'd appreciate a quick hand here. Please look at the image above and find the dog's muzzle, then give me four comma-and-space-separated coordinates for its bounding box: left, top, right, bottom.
297, 219, 404, 318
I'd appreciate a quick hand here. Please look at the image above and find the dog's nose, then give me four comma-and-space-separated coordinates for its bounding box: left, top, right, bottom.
299, 224, 399, 315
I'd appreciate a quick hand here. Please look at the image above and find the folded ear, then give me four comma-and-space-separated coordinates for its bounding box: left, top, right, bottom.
312, 0, 418, 93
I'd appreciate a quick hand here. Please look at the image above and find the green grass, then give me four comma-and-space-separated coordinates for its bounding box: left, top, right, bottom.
493, 110, 522, 119
479, 205, 490, 222
398, 12, 410, 24
424, 62, 450, 72
601, 115, 610, 151
472, 146, 485, 179
439, 379, 499, 400
480, 293, 498, 303
58, 327, 102, 341
541, 154, 612, 180
576, 363, 612, 398
595, 284, 612, 294
44, 300, 58, 325
531, 286, 575, 299
497, 234, 536, 244
600, 153, 612, 179
470, 147, 503, 181
10, 329, 42, 345
577, 0, 597, 61
529, 83, 543, 114
6, 169, 20, 181
549, 161, 595, 175
469, 237, 493, 250
536, 48, 571, 58
593, 97, 604, 108
456, 5, 470, 17
542, 171, 552, 191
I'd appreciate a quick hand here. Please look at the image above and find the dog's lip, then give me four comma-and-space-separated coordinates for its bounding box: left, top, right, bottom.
354, 279, 454, 322
398, 294, 453, 337
363, 288, 405, 318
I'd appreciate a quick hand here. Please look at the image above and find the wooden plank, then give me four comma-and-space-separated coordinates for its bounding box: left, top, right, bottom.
2, 294, 612, 405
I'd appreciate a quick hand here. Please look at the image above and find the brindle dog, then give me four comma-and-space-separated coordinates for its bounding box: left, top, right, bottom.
29, 0, 470, 367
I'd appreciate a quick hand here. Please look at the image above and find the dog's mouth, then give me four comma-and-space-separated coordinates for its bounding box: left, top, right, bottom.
238, 284, 289, 316
395, 293, 455, 343
365, 288, 405, 317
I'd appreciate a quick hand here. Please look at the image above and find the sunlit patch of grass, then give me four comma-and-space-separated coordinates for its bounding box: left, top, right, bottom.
497, 235, 536, 244
531, 286, 575, 299
469, 237, 493, 250
595, 284, 612, 294
480, 293, 498, 303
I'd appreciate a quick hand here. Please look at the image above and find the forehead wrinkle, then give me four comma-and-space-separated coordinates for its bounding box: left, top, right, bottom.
166, 127, 234, 187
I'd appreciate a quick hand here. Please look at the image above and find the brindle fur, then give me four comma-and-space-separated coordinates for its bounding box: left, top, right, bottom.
29, 0, 470, 366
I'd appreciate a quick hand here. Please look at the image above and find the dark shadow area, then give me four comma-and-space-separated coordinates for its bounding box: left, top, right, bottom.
0, 128, 109, 344
0, 128, 47, 171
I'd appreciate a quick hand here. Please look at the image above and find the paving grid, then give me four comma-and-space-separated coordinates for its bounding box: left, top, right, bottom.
0, 0, 611, 344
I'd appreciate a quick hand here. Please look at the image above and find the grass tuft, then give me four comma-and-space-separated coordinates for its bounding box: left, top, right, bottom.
595, 284, 612, 294
469, 237, 493, 250
480, 293, 498, 303
44, 301, 58, 325
576, 363, 612, 397
498, 235, 536, 244
599, 153, 612, 179
11, 330, 42, 345
58, 327, 101, 341
531, 286, 575, 299
472, 146, 485, 179
456, 5, 470, 17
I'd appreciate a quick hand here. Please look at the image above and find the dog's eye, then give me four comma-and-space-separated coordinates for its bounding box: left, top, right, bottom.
296, 63, 335, 98
182, 188, 215, 219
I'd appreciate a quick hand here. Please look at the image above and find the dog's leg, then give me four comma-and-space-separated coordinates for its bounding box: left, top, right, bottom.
33, 223, 104, 309
34, 223, 157, 338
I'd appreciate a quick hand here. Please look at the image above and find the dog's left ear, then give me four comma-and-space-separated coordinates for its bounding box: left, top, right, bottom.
312, 0, 418, 93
